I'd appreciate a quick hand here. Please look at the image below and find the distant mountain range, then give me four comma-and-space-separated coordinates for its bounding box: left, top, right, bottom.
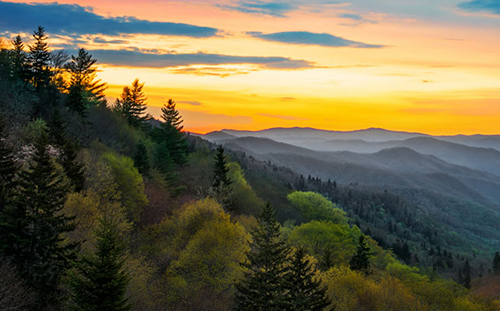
199, 127, 500, 250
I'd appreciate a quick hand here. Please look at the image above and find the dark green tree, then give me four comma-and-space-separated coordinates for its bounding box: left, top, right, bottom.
286, 247, 330, 311
493, 251, 500, 274
27, 26, 51, 91
49, 110, 85, 192
0, 118, 18, 212
463, 259, 471, 289
0, 133, 79, 309
211, 146, 232, 208
133, 141, 150, 176
70, 216, 130, 311
66, 48, 107, 115
234, 203, 290, 311
349, 235, 371, 275
114, 79, 151, 127
150, 99, 188, 166
152, 142, 183, 193
10, 35, 29, 81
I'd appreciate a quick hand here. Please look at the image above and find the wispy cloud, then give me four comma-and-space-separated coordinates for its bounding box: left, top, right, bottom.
219, 0, 343, 17
89, 49, 315, 69
220, 1, 294, 17
338, 13, 377, 26
249, 31, 385, 48
458, 0, 500, 14
178, 101, 204, 106
0, 1, 218, 37
169, 66, 257, 77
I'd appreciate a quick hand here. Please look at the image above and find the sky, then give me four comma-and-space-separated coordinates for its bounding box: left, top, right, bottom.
1, 0, 500, 134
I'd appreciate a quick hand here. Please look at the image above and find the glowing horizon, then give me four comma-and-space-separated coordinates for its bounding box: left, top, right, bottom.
2, 0, 500, 135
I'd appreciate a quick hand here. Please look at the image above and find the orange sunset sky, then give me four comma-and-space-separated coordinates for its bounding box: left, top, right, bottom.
1, 0, 500, 134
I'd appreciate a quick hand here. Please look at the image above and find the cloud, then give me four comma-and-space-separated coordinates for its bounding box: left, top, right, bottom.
177, 101, 203, 106
338, 13, 377, 26
219, 0, 346, 17
249, 31, 384, 48
88, 49, 315, 69
93, 37, 128, 44
458, 0, 500, 14
220, 1, 294, 17
169, 66, 257, 77
0, 1, 218, 38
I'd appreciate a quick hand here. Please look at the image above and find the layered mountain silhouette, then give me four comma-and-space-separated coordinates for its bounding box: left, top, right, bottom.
201, 127, 500, 250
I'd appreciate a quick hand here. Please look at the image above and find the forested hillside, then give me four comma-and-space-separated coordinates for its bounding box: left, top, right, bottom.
0, 27, 499, 311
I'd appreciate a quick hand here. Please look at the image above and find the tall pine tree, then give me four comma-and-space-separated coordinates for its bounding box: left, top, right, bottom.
10, 35, 28, 81
49, 110, 85, 192
285, 247, 330, 311
70, 216, 130, 311
133, 141, 150, 176
114, 79, 151, 127
66, 48, 107, 115
0, 132, 79, 309
211, 146, 232, 208
493, 251, 500, 274
463, 259, 471, 289
27, 26, 51, 91
234, 203, 290, 311
151, 99, 188, 166
350, 235, 371, 275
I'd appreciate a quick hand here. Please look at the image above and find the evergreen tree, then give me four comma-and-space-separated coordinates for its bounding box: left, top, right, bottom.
0, 133, 79, 309
70, 216, 130, 311
0, 118, 18, 212
10, 35, 28, 81
49, 110, 85, 192
66, 48, 107, 114
463, 259, 471, 289
285, 247, 330, 311
153, 142, 178, 185
27, 26, 51, 90
212, 146, 232, 189
493, 251, 500, 274
350, 235, 371, 275
114, 79, 151, 127
234, 203, 290, 311
133, 141, 150, 176
150, 99, 188, 166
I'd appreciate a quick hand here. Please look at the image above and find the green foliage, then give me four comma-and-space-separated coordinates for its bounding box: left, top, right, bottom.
114, 79, 151, 128
350, 235, 372, 275
165, 198, 250, 307
287, 191, 346, 224
0, 133, 78, 309
234, 202, 291, 311
288, 220, 359, 268
21, 118, 47, 145
227, 162, 263, 215
70, 216, 130, 311
101, 151, 148, 221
